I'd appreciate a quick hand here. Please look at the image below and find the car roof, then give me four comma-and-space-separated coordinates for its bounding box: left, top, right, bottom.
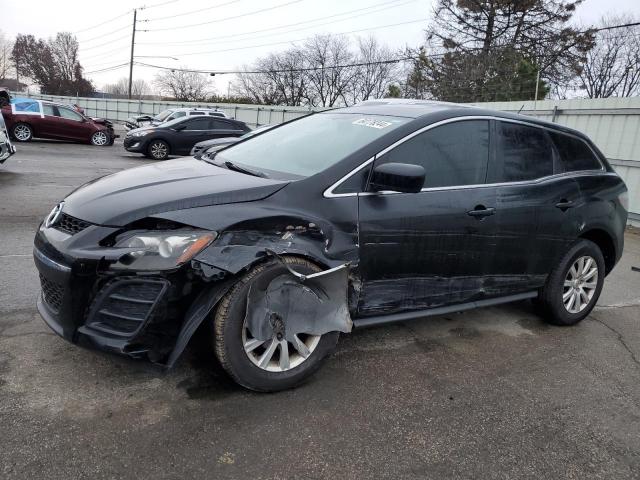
330, 98, 586, 138
173, 107, 223, 113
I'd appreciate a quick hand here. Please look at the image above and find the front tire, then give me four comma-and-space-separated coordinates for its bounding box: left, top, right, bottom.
12, 123, 32, 142
538, 239, 605, 326
90, 131, 109, 146
213, 256, 339, 392
147, 139, 170, 160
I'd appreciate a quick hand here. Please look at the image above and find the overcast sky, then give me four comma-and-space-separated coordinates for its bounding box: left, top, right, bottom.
2, 0, 639, 94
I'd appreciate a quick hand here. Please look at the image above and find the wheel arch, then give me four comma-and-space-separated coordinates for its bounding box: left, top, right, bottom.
579, 228, 616, 274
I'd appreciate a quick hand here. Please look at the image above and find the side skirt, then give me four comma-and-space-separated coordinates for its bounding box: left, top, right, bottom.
352, 291, 538, 329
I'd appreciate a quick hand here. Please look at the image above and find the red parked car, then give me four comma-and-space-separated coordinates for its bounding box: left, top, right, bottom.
1, 97, 117, 146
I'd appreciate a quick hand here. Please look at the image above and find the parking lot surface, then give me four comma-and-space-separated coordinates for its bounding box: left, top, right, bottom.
1, 139, 639, 479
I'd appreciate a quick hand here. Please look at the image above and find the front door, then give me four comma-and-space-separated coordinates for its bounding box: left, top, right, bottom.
174, 117, 215, 155
357, 119, 499, 317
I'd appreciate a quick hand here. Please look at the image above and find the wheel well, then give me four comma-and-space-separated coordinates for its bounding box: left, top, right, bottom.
580, 229, 616, 274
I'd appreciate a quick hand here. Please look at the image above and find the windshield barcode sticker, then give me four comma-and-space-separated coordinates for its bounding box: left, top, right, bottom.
352, 118, 393, 129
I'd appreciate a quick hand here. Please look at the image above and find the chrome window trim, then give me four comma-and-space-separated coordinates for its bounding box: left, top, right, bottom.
323, 115, 606, 199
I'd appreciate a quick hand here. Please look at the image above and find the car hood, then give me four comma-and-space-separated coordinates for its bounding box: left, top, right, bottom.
195, 137, 238, 149
62, 158, 289, 226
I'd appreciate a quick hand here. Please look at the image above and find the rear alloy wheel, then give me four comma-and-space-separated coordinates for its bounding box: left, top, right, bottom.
538, 239, 605, 326
90, 131, 109, 146
214, 256, 339, 392
148, 140, 169, 160
12, 123, 32, 142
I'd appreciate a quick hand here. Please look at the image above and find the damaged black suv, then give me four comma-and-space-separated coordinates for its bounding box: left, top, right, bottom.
34, 100, 628, 391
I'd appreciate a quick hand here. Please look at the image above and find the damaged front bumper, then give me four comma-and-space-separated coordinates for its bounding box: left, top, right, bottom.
33, 224, 212, 365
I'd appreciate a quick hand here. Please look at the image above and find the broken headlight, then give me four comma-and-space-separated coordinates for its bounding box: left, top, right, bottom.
113, 230, 216, 270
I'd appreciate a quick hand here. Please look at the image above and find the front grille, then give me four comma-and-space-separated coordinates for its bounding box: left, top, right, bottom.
85, 279, 168, 337
54, 213, 92, 235
40, 274, 64, 311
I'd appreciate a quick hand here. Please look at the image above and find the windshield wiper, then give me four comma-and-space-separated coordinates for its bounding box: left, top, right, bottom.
223, 161, 269, 178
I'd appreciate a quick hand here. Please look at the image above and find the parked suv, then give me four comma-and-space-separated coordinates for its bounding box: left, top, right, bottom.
124, 107, 228, 131
33, 100, 628, 392
124, 115, 249, 159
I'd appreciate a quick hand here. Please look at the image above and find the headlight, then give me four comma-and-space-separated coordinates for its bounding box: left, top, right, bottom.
114, 230, 216, 270
131, 130, 153, 137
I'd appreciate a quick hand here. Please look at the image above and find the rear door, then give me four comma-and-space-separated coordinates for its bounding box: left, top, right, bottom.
357, 119, 499, 316
488, 120, 581, 290
172, 117, 214, 154
38, 104, 62, 138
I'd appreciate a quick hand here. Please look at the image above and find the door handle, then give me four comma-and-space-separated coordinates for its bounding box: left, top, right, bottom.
467, 206, 496, 218
555, 199, 574, 211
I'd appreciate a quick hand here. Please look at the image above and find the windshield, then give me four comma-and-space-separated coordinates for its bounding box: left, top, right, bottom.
216, 113, 409, 177
154, 109, 174, 122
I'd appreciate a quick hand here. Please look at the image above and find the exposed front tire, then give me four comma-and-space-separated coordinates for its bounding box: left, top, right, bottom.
12, 123, 33, 142
538, 239, 605, 326
147, 139, 170, 160
213, 256, 339, 392
90, 130, 109, 146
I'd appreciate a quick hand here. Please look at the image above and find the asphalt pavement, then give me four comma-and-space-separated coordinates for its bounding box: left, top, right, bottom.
1, 138, 639, 479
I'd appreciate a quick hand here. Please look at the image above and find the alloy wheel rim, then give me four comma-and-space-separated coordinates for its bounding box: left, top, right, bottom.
242, 320, 321, 372
562, 255, 598, 314
92, 131, 108, 145
14, 125, 30, 140
151, 142, 167, 158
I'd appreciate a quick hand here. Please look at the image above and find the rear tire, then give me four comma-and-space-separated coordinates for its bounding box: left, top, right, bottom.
213, 256, 339, 392
12, 123, 32, 142
147, 139, 170, 160
538, 239, 605, 326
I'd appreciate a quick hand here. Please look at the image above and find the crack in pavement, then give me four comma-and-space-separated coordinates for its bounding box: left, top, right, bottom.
590, 316, 640, 368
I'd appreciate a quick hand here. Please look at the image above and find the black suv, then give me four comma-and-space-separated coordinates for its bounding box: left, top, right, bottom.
34, 100, 628, 392
124, 115, 249, 159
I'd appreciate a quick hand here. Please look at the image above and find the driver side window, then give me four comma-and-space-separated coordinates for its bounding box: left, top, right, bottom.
377, 120, 490, 189
58, 107, 83, 121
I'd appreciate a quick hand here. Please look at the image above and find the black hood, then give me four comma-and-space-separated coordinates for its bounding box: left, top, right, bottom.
195, 137, 238, 149
62, 158, 288, 226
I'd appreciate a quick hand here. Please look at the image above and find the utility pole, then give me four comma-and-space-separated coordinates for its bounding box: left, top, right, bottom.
127, 8, 137, 99
534, 69, 540, 111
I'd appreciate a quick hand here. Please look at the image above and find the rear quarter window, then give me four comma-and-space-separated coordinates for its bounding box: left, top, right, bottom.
549, 131, 602, 172
490, 122, 554, 182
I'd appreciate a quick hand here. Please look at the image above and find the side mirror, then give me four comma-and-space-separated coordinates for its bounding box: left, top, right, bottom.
174, 124, 186, 131
369, 162, 425, 194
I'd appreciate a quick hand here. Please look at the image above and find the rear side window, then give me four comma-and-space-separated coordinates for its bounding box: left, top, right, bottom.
549, 132, 601, 172
377, 120, 490, 189
213, 119, 233, 129
43, 104, 55, 116
184, 117, 212, 130
491, 122, 554, 182
190, 111, 205, 116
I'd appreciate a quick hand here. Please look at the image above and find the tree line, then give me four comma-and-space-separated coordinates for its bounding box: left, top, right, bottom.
1, 0, 638, 104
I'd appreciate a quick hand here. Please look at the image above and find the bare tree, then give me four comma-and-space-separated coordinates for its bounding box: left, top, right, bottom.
577, 15, 640, 97
12, 32, 93, 95
346, 36, 399, 104
104, 77, 150, 97
304, 35, 356, 107
0, 30, 14, 80
154, 69, 210, 101
259, 48, 308, 106
233, 69, 283, 105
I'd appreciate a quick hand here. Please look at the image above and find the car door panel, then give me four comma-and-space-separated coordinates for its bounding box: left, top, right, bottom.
358, 187, 498, 316
356, 119, 499, 317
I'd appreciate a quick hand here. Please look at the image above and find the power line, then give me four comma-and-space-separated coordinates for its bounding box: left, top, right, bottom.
136, 0, 414, 47
85, 63, 131, 74
594, 22, 640, 32
159, 18, 427, 57
79, 24, 133, 43
144, 0, 241, 21
142, 0, 305, 31
72, 11, 132, 34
